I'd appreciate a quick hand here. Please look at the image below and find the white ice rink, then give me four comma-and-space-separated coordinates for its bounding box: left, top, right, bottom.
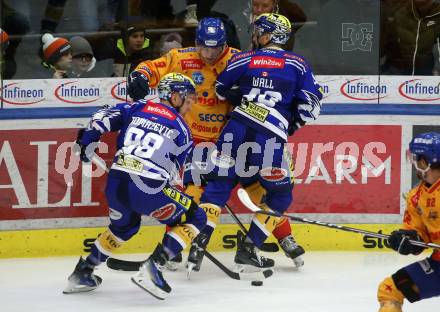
1, 252, 438, 312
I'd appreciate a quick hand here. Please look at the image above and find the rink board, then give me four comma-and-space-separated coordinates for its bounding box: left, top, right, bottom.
0, 223, 399, 258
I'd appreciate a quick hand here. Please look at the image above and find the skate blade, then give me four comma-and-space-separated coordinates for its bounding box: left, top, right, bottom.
233, 264, 274, 280
131, 276, 169, 300
186, 262, 197, 279
62, 282, 98, 294
293, 256, 304, 268
233, 263, 265, 274
165, 261, 179, 271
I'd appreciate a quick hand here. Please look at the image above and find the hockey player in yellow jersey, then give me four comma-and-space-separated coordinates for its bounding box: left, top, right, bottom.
377, 132, 440, 312
129, 18, 238, 144
127, 17, 305, 273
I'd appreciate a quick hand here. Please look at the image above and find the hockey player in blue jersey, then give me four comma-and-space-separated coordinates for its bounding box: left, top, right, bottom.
63, 73, 207, 300
193, 13, 323, 271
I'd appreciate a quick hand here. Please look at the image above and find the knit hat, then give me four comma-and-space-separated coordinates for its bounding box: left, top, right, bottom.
41, 33, 71, 65
121, 24, 146, 42
70, 36, 93, 57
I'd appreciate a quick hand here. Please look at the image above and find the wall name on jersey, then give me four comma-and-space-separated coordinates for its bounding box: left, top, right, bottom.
252, 77, 274, 89
249, 56, 285, 69
131, 116, 174, 139
142, 103, 176, 120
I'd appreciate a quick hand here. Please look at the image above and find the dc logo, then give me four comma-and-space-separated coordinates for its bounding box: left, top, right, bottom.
341, 23, 373, 52
192, 71, 204, 85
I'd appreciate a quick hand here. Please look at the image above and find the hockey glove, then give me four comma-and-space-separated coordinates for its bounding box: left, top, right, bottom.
298, 101, 321, 123
387, 229, 425, 255
75, 128, 101, 162
222, 85, 243, 107
127, 70, 150, 101
288, 109, 306, 136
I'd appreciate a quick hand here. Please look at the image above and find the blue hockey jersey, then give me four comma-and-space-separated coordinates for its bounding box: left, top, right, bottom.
215, 48, 323, 141
84, 100, 192, 181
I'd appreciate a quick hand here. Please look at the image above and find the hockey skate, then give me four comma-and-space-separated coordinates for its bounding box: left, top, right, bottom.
131, 244, 172, 300
279, 235, 305, 268
234, 232, 274, 273
165, 252, 182, 271
186, 233, 209, 278
63, 257, 102, 294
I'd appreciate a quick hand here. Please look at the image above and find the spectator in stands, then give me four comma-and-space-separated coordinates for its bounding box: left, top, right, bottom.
154, 32, 183, 57
381, 0, 440, 75
1, 0, 30, 79
93, 22, 154, 77
66, 36, 99, 78
182, 0, 218, 26
0, 28, 9, 78
174, 3, 242, 49
41, 33, 72, 79
246, 0, 307, 50
110, 24, 153, 77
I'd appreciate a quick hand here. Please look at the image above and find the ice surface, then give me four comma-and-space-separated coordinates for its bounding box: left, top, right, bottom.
0, 252, 438, 312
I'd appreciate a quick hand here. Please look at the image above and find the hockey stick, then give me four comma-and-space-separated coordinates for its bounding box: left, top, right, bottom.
91, 157, 273, 280
237, 188, 440, 251
225, 204, 279, 252
107, 251, 273, 281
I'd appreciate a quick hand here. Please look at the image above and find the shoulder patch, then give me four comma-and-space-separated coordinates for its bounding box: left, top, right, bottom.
283, 52, 306, 64
230, 51, 255, 62
178, 47, 197, 53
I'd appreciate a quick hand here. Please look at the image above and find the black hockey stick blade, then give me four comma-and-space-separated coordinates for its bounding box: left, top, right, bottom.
204, 250, 273, 281
107, 257, 142, 271
225, 204, 279, 253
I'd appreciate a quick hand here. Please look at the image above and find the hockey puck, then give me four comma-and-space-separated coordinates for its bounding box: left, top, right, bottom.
251, 281, 263, 286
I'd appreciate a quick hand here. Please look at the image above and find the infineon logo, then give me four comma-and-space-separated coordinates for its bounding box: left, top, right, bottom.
0, 82, 45, 105
110, 80, 128, 101
340, 78, 387, 101
398, 79, 440, 102
249, 56, 285, 69
54, 81, 101, 104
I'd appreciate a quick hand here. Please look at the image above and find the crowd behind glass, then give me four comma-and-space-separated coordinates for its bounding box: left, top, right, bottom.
0, 0, 439, 80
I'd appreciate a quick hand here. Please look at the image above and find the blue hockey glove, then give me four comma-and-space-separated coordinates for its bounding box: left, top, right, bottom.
387, 229, 425, 255
75, 128, 101, 162
127, 70, 150, 101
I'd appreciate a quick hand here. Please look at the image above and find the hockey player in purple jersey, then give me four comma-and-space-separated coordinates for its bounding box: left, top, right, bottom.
195, 13, 323, 271
63, 73, 207, 300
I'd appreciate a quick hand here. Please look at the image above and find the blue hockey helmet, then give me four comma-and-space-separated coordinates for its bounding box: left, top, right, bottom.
196, 17, 226, 47
409, 132, 440, 165
158, 72, 196, 103
253, 13, 291, 45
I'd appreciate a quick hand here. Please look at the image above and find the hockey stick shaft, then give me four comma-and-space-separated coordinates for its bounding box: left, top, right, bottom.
224, 204, 279, 252
237, 188, 440, 250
